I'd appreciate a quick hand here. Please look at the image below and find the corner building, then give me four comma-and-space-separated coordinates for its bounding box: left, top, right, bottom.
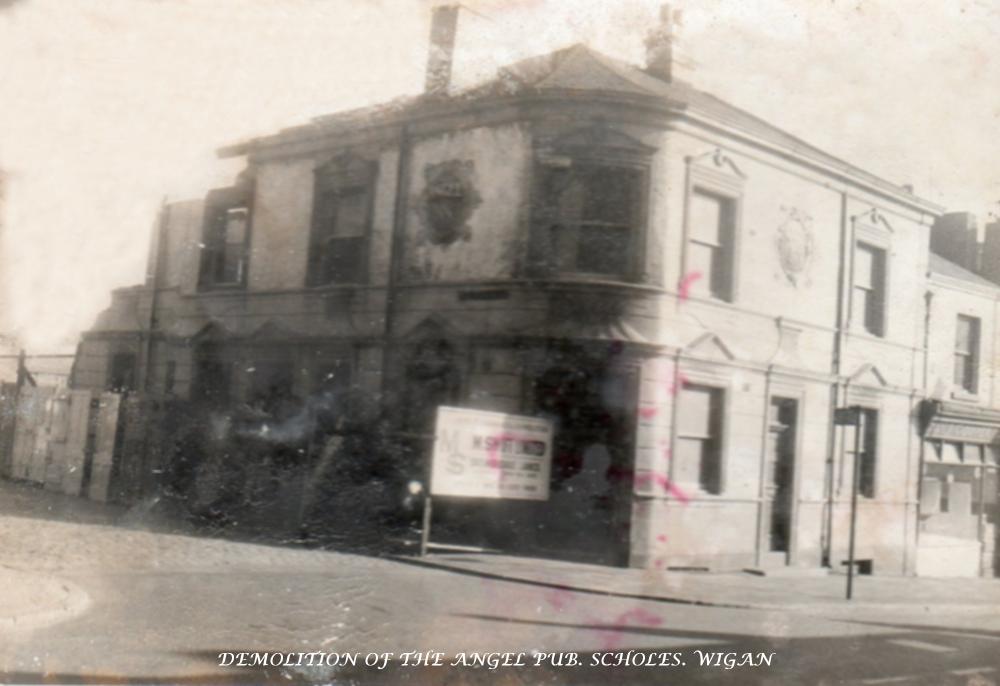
76, 8, 997, 575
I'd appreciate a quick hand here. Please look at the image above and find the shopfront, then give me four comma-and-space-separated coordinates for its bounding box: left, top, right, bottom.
918, 400, 1000, 577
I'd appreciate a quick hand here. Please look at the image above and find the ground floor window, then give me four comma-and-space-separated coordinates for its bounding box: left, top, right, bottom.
843, 408, 878, 498
675, 383, 724, 494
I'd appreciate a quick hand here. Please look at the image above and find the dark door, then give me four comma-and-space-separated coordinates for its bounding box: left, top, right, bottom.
764, 397, 798, 562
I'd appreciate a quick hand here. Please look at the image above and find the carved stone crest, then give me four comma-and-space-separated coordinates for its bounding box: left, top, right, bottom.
418, 160, 482, 246
775, 208, 814, 287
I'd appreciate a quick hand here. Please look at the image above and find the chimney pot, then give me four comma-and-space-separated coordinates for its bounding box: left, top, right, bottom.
425, 5, 459, 96
645, 4, 679, 82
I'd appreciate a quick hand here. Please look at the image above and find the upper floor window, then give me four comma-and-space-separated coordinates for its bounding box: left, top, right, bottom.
954, 314, 981, 394
676, 383, 725, 495
107, 352, 136, 393
541, 163, 643, 278
308, 156, 376, 286
530, 125, 654, 281
853, 242, 886, 336
200, 206, 249, 288
687, 188, 736, 300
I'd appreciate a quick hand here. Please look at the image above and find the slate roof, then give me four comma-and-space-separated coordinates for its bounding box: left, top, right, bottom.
929, 252, 1000, 291
224, 43, 939, 211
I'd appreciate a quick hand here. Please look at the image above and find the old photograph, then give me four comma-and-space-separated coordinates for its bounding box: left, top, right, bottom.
1, 0, 999, 683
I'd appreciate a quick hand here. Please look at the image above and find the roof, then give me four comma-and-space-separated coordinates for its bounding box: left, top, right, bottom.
223, 43, 940, 212
929, 252, 1000, 291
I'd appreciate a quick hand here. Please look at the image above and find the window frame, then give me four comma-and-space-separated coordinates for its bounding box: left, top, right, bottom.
850, 236, 889, 338
529, 126, 654, 283
844, 407, 879, 499
682, 163, 743, 304
307, 156, 377, 288
675, 381, 726, 496
107, 351, 137, 393
954, 314, 981, 395
198, 185, 253, 291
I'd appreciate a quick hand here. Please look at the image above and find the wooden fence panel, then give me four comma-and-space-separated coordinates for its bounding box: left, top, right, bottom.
87, 392, 121, 503
61, 390, 93, 496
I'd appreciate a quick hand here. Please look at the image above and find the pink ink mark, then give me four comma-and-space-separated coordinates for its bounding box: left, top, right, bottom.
484, 432, 536, 470
544, 587, 574, 611
595, 607, 664, 650
678, 271, 702, 301
656, 534, 668, 543
667, 372, 690, 397
634, 471, 691, 504
654, 558, 665, 570
638, 406, 658, 420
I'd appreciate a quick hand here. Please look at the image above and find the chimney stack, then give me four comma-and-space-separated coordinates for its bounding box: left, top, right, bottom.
645, 4, 680, 82
930, 212, 979, 273
425, 5, 459, 96
981, 219, 1000, 285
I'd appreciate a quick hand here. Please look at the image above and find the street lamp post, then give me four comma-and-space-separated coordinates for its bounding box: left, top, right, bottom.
834, 405, 864, 600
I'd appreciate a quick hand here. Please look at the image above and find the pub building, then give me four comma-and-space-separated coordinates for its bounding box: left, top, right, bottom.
70, 5, 1000, 576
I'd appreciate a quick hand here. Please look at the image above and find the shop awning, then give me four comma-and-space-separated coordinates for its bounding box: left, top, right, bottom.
920, 399, 1000, 444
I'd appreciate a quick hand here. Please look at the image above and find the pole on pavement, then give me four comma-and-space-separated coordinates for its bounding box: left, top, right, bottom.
419, 494, 433, 557
846, 407, 863, 601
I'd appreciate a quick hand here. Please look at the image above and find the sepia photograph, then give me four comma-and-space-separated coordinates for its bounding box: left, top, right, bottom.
1, 0, 1000, 683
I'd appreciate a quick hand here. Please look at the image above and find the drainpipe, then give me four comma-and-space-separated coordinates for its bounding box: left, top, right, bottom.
381, 125, 413, 409
823, 190, 850, 567
754, 364, 774, 568
910, 289, 934, 574
142, 199, 169, 394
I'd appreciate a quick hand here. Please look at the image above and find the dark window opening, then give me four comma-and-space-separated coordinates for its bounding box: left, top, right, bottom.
853, 242, 886, 337
845, 408, 879, 498
308, 174, 372, 286
108, 353, 136, 393
539, 163, 642, 279
954, 314, 980, 393
199, 206, 249, 288
193, 346, 230, 408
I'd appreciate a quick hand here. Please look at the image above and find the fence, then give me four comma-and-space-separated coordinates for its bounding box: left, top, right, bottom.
0, 383, 126, 502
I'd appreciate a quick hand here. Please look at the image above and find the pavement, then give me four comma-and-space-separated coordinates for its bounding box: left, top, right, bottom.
3, 479, 1000, 684
400, 552, 1000, 618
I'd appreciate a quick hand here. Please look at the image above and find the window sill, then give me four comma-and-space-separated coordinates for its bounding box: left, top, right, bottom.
950, 389, 980, 403
307, 282, 367, 290
196, 283, 246, 293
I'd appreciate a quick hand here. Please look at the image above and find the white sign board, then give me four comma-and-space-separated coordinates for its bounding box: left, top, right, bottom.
431, 406, 553, 501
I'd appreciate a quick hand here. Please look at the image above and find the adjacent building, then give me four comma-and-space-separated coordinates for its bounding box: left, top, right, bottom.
71, 6, 1000, 576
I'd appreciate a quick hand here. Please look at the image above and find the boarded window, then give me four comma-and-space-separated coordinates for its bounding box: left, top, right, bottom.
688, 189, 736, 300
954, 315, 980, 393
853, 243, 886, 336
676, 383, 724, 494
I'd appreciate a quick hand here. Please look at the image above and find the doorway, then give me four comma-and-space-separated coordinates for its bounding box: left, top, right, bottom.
762, 397, 798, 565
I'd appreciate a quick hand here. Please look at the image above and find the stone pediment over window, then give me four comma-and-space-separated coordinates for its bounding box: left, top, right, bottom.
683, 332, 737, 361
246, 319, 302, 341
847, 363, 888, 388
314, 152, 377, 186
187, 320, 231, 342
400, 314, 466, 341
539, 124, 657, 160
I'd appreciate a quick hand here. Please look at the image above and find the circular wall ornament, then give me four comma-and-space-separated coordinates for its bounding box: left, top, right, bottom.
775, 208, 814, 287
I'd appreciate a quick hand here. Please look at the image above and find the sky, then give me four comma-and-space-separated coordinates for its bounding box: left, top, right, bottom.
0, 0, 998, 352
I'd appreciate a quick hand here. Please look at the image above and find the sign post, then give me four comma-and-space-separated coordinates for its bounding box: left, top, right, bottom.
420, 406, 554, 556
834, 405, 863, 600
